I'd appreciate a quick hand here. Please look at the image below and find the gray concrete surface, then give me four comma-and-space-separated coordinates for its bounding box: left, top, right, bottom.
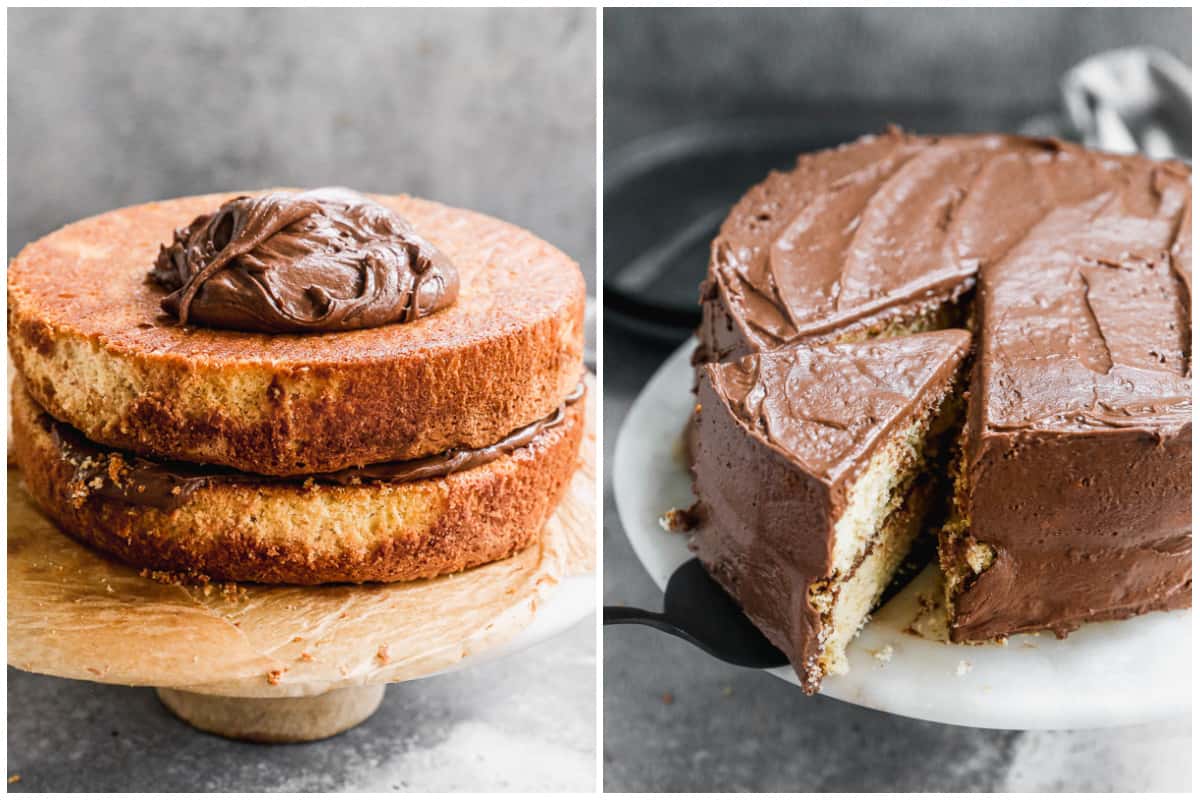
7, 7, 596, 793
7, 617, 595, 792
8, 8, 596, 289
602, 8, 1191, 792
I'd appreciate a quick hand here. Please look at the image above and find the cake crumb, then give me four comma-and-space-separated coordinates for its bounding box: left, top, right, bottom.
955, 659, 972, 676
658, 507, 696, 533
8, 774, 20, 784
661, 691, 674, 705
139, 567, 213, 587
872, 644, 895, 664
106, 457, 125, 484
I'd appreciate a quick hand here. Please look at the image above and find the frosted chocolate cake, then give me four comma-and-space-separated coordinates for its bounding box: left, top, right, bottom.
690, 128, 1191, 691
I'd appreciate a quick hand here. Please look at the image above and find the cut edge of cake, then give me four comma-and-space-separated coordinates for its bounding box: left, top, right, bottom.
689, 329, 971, 693
935, 435, 998, 641
808, 374, 965, 681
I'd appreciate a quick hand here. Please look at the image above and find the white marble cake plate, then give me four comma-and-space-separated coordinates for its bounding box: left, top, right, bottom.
613, 341, 1190, 730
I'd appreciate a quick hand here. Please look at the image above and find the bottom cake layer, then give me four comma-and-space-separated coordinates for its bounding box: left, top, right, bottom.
11, 382, 585, 584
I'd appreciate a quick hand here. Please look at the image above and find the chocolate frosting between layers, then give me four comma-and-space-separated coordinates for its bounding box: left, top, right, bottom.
50, 382, 585, 512
150, 188, 459, 332
688, 331, 970, 691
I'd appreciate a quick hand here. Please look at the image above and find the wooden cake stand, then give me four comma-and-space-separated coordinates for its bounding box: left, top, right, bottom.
8, 388, 595, 743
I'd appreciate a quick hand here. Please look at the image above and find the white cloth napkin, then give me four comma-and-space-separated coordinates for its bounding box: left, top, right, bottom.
1023, 47, 1191, 160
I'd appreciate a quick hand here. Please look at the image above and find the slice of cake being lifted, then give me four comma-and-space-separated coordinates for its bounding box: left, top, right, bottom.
689, 329, 970, 693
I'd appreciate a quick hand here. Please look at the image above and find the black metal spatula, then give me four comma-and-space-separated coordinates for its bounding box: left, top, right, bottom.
603, 558, 789, 669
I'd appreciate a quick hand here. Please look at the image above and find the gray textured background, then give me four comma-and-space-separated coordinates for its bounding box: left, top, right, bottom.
605, 7, 1190, 149
603, 7, 1191, 793
8, 7, 596, 287
7, 7, 596, 793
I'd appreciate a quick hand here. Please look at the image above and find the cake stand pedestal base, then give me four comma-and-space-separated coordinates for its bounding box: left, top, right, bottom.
156, 685, 387, 743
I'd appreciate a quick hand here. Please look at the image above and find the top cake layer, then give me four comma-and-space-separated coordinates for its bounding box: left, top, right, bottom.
8, 191, 585, 475
697, 128, 1190, 360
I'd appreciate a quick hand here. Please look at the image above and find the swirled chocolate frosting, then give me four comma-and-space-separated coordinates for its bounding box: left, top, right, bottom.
150, 188, 459, 332
698, 127, 1192, 360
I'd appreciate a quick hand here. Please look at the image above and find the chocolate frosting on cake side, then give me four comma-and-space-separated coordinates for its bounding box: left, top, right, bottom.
150, 188, 459, 332
952, 151, 1192, 641
688, 331, 970, 691
48, 382, 586, 512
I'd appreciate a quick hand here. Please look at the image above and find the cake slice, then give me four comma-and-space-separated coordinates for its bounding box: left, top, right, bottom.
940, 158, 1192, 642
689, 329, 970, 693
696, 128, 990, 363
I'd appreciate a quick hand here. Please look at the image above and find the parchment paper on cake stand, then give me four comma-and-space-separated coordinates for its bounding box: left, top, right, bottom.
7, 387, 596, 743
613, 343, 1190, 730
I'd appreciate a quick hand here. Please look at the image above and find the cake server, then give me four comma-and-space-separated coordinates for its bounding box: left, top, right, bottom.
603, 557, 788, 669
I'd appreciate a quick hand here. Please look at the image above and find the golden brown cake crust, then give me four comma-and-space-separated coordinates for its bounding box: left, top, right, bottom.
8, 191, 585, 475
11, 382, 585, 585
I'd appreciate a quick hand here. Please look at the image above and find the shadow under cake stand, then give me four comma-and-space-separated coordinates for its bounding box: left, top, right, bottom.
8, 392, 596, 743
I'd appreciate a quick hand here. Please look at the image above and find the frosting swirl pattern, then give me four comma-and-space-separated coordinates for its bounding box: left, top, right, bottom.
150, 188, 459, 332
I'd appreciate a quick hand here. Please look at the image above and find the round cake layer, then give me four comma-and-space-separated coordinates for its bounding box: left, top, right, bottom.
12, 382, 584, 584
8, 191, 585, 475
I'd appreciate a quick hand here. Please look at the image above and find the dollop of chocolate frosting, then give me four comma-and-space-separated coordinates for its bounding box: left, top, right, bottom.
150, 188, 459, 332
